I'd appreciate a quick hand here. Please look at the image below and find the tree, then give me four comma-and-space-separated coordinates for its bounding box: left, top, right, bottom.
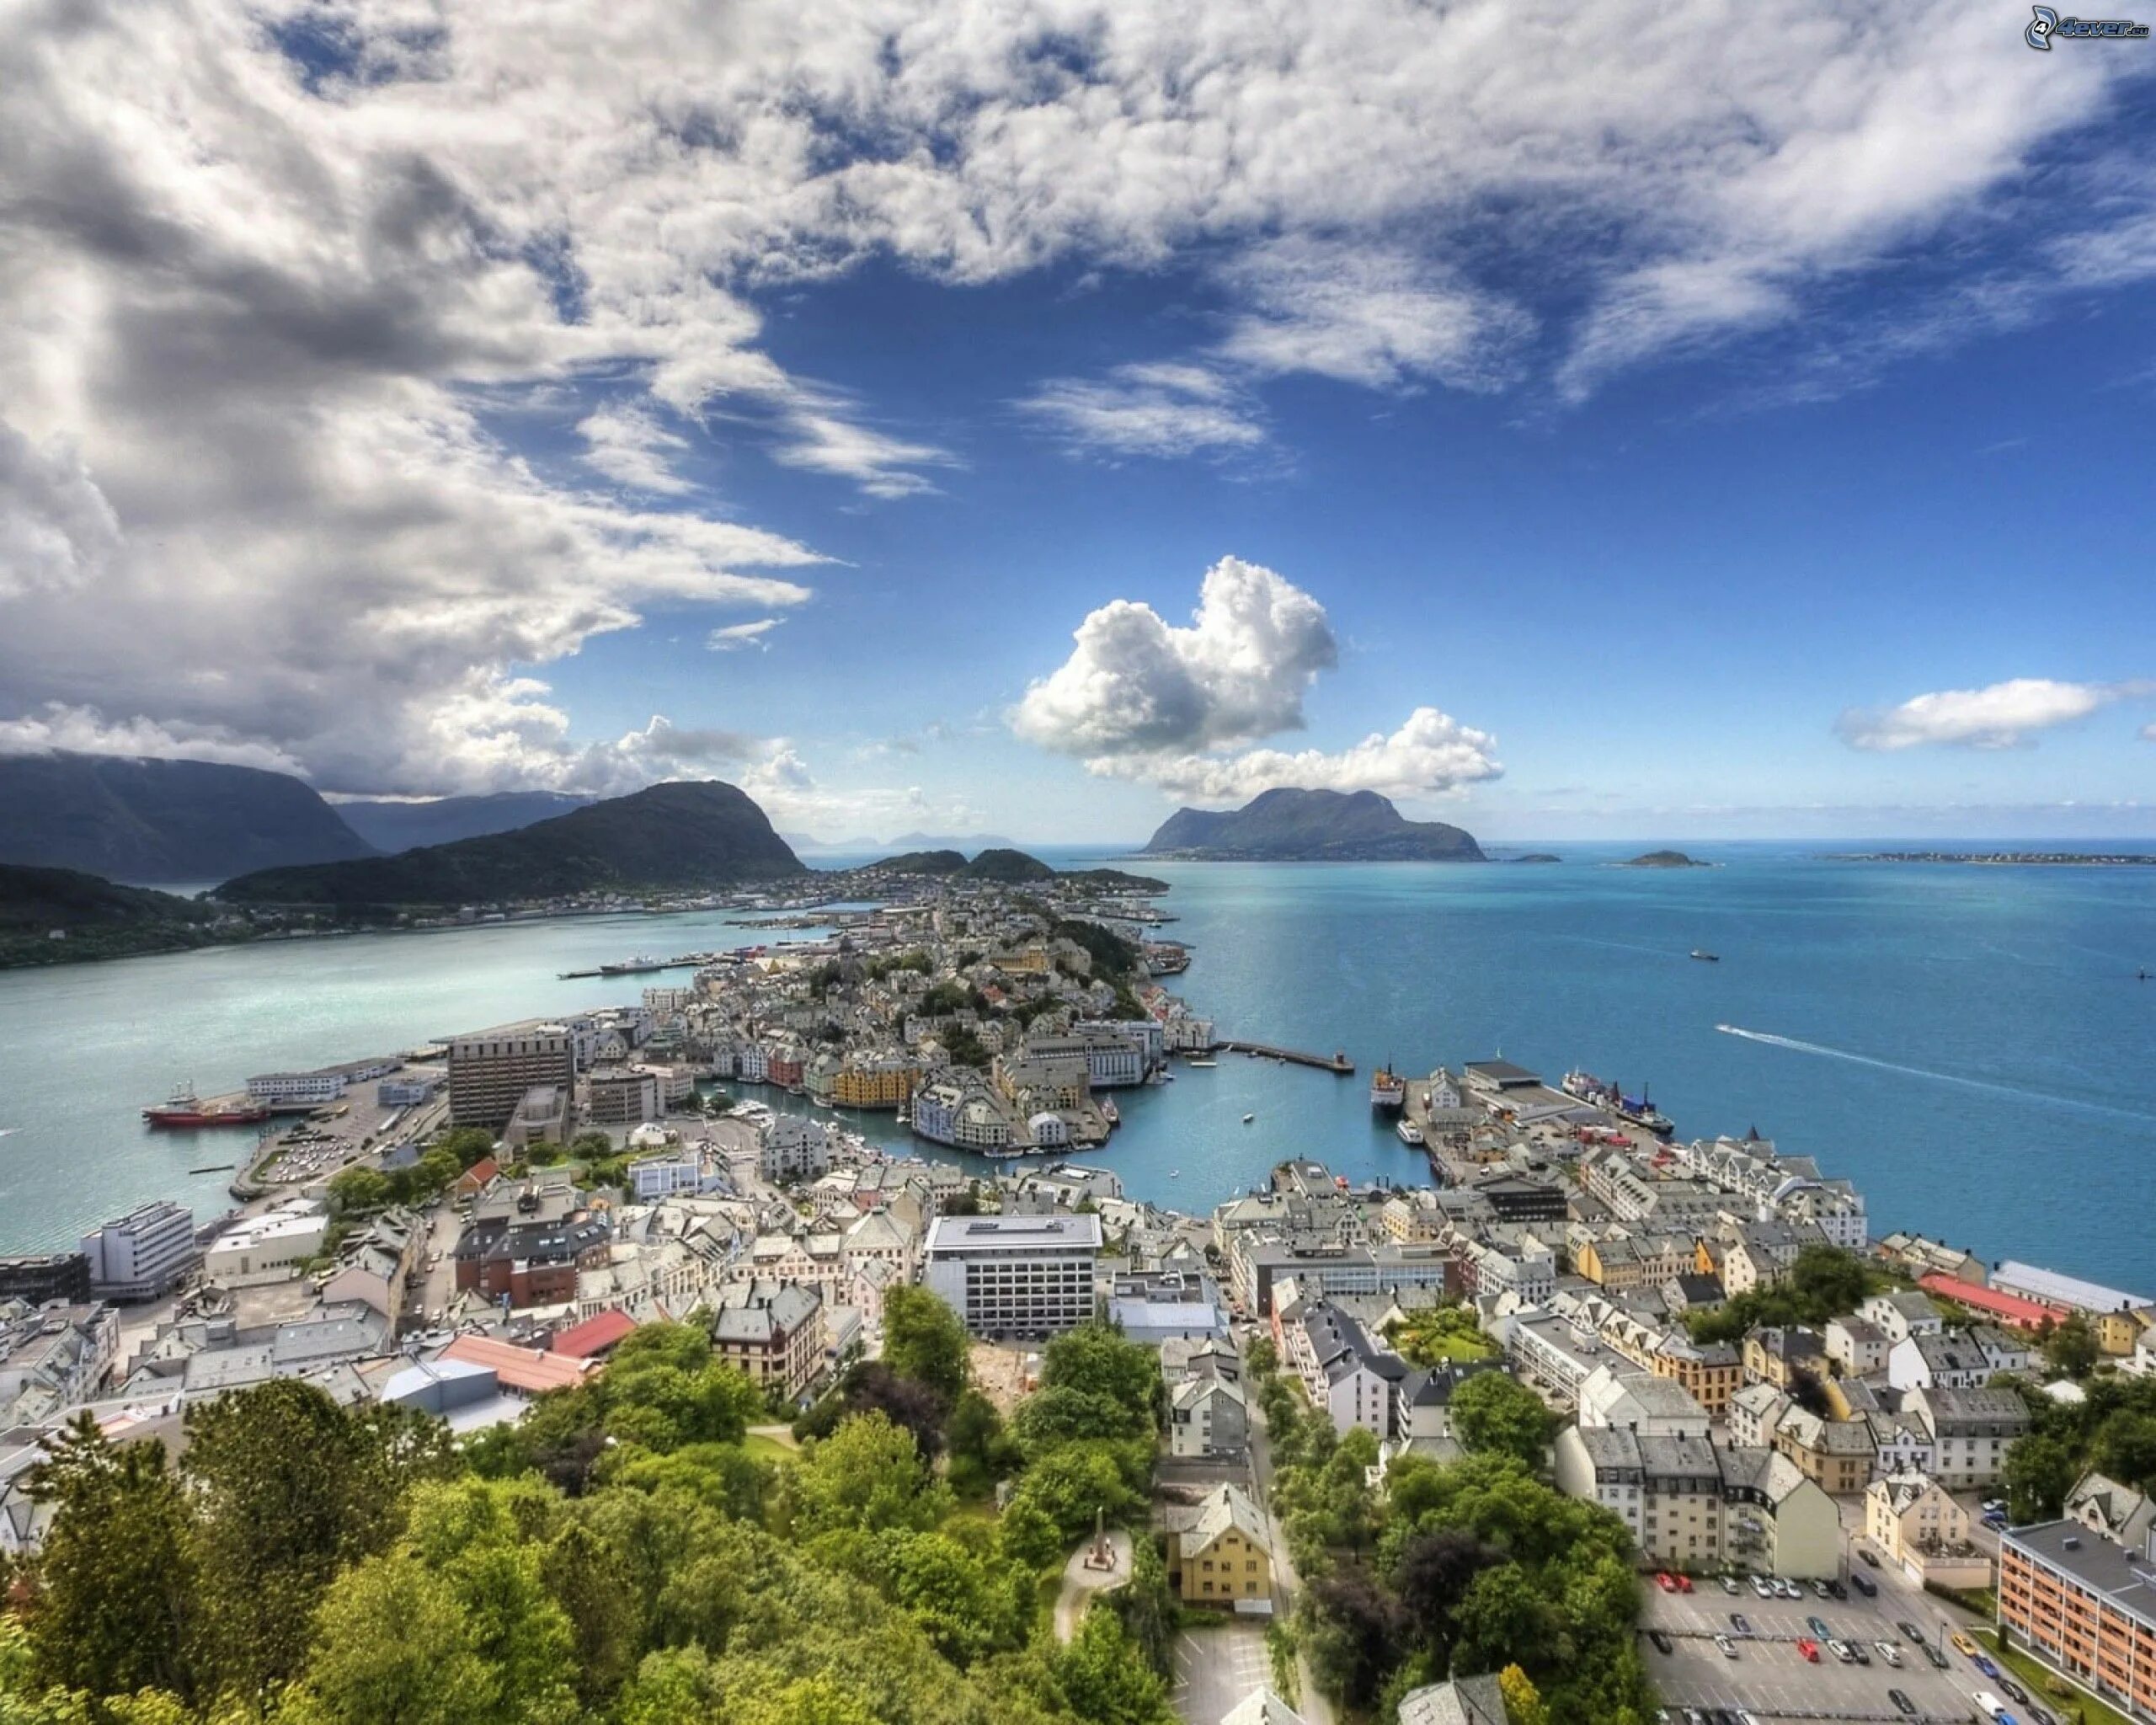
1303, 1568, 1404, 1712
792, 1413, 950, 1539
327, 1165, 392, 1214
2095, 1410, 2156, 1493
1499, 1663, 1552, 1725
1004, 1442, 1141, 1544
1390, 1527, 1503, 1668
540, 1521, 645, 1706
945, 1390, 1018, 1497
1786, 1246, 1869, 1318
434, 1126, 499, 1170
1052, 1606, 1173, 1725
881, 1286, 971, 1402
1447, 1372, 1550, 1469
1245, 1336, 1279, 1377
2045, 1312, 2101, 1380
274, 1553, 492, 1725
1039, 1324, 1164, 1430
1450, 1562, 1558, 1677
2004, 1433, 2078, 1524
22, 1416, 197, 1701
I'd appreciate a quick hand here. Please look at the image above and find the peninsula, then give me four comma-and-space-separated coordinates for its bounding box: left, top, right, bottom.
1140, 787, 1484, 862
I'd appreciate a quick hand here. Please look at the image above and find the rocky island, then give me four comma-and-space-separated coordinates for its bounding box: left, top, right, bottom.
1622, 849, 1709, 868
1139, 788, 1483, 862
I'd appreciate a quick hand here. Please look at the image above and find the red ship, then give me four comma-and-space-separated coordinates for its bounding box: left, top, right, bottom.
141, 1083, 270, 1129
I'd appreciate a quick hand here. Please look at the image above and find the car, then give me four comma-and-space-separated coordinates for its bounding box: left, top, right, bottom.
1975, 1653, 2002, 1679
1749, 1572, 1774, 1597
1808, 1616, 1833, 1639
1779, 1577, 1803, 1599
1859, 1546, 1882, 1567
1888, 1691, 1917, 1717
1719, 1574, 1741, 1595
2027, 1706, 2058, 1725
1876, 1640, 1902, 1668
1999, 1678, 2030, 1705
1729, 1612, 1751, 1634
1850, 1642, 1871, 1666
1828, 1639, 1856, 1664
1675, 1573, 1694, 1593
1656, 1572, 1678, 1593
1920, 1642, 1951, 1670
1951, 1632, 1980, 1658
1825, 1578, 1848, 1600
1812, 1578, 1833, 1598
1983, 1498, 2006, 1514
1714, 1634, 1737, 1659
1649, 1630, 1674, 1654
1795, 1639, 1820, 1663
1850, 1570, 1877, 1597
1897, 1620, 1926, 1642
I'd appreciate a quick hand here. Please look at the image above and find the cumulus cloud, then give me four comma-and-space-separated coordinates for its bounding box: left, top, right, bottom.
1837, 678, 2153, 751
707, 618, 787, 651
1013, 558, 1337, 756
1103, 707, 1502, 804
1014, 560, 1498, 803
0, 703, 307, 774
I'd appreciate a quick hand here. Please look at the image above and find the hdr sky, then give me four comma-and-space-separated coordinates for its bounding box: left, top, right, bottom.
1, 3, 2153, 842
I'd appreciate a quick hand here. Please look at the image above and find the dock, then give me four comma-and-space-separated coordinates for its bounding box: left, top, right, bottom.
1213, 1039, 1355, 1075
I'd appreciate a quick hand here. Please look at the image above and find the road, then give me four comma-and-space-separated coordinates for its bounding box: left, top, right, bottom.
1244, 1384, 1334, 1725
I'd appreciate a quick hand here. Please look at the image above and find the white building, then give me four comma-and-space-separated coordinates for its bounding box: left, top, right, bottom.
924, 1213, 1102, 1337
246, 1069, 346, 1104
80, 1201, 197, 1301
761, 1117, 833, 1183
628, 1148, 723, 1200
202, 1201, 328, 1284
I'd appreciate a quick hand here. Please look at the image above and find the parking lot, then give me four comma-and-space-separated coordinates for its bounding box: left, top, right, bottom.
1640, 1573, 1998, 1723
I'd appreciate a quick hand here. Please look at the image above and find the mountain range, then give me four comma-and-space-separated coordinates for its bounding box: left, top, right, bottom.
0, 751, 376, 881
333, 791, 594, 852
1140, 788, 1484, 861
216, 781, 804, 907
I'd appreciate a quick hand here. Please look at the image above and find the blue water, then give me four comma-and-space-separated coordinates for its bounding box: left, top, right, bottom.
2, 843, 2151, 1290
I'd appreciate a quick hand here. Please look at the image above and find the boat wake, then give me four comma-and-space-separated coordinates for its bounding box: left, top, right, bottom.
1715, 1025, 2156, 1125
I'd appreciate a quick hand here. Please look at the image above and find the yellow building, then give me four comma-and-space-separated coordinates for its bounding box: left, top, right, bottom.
2094, 1308, 2151, 1358
1166, 1483, 1273, 1606
1653, 1335, 1742, 1415
831, 1057, 923, 1109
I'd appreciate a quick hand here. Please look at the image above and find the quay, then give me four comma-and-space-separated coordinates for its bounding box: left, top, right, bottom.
558, 956, 706, 980
1212, 1039, 1355, 1074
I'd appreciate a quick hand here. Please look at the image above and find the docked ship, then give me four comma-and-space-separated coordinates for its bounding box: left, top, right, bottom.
1369, 1065, 1406, 1111
1396, 1117, 1424, 1146
141, 1083, 271, 1129
599, 953, 670, 976
1562, 1068, 1617, 1105
1614, 1090, 1674, 1137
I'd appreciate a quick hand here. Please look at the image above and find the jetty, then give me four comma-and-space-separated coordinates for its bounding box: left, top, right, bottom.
1214, 1039, 1355, 1075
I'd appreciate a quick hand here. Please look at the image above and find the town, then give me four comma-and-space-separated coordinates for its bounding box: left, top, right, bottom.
4, 866, 2153, 1725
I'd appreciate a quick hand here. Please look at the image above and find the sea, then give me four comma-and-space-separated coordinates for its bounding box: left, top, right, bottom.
1, 841, 2151, 1293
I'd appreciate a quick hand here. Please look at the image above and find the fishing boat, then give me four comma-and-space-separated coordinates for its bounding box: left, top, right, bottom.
141, 1083, 271, 1129
1396, 1117, 1424, 1146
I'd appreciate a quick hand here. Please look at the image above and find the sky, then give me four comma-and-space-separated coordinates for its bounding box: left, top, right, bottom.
1, 0, 2153, 843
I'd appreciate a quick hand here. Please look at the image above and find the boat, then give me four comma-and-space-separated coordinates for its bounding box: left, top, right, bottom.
1396, 1117, 1424, 1146
1563, 1067, 1616, 1104
1690, 949, 1720, 962
1241, 1113, 1256, 1124
1370, 1065, 1406, 1111
1187, 1058, 1218, 1068
1614, 1089, 1674, 1136
141, 1083, 271, 1129
1169, 1169, 1180, 1179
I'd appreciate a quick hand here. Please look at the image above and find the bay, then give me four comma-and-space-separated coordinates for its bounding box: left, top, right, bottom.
1, 841, 2151, 1291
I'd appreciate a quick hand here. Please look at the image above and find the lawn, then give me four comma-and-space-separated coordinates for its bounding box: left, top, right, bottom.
742, 1432, 798, 1464
1976, 1627, 2135, 1725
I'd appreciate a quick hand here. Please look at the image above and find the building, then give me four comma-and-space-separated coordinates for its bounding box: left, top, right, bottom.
1915, 1272, 2068, 1334
1164, 1482, 1272, 1607
80, 1201, 197, 1301
1396, 1676, 1508, 1725
201, 1201, 328, 1284
1904, 1384, 2031, 1488
587, 1065, 660, 1126
1864, 1471, 1989, 1589
0, 1254, 91, 1306
1860, 1290, 1944, 1344
1554, 1428, 1837, 1578
1652, 1332, 1742, 1415
1999, 1521, 2156, 1723
1742, 1325, 1826, 1390
760, 1117, 833, 1183
1293, 1301, 1411, 1439
924, 1213, 1102, 1337
1576, 1364, 1711, 1438
830, 1054, 923, 1109
244, 1068, 346, 1104
1773, 1407, 1877, 1497
448, 1023, 575, 1129
1168, 1371, 1249, 1461
1824, 1315, 1888, 1377
452, 1210, 612, 1307
1992, 1260, 2152, 1320
710, 1279, 824, 1402
627, 1146, 723, 1199
2065, 1472, 2156, 1553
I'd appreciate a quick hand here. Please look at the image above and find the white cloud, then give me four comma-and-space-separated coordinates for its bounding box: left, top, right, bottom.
0, 703, 307, 774
1013, 557, 1337, 756
1018, 363, 1267, 458
579, 403, 695, 494
708, 617, 785, 651
1102, 706, 1502, 804
1837, 678, 2152, 751
1015, 559, 1499, 802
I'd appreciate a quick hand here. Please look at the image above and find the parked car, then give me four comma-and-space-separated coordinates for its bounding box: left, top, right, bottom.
1851, 1570, 1878, 1597
1649, 1630, 1675, 1654
1897, 1620, 1926, 1643
1749, 1573, 1774, 1598
1812, 1578, 1833, 1598
1778, 1578, 1803, 1599
1729, 1612, 1751, 1634
1825, 1578, 1848, 1600
1714, 1634, 1737, 1660
1876, 1640, 1902, 1668
1656, 1573, 1679, 1593
1676, 1573, 1694, 1593
1887, 1690, 1917, 1716
1719, 1574, 1741, 1595
1858, 1546, 1882, 1567
1828, 1640, 1856, 1664
1809, 1616, 1834, 1640
1850, 1642, 1871, 1666
1795, 1639, 1820, 1663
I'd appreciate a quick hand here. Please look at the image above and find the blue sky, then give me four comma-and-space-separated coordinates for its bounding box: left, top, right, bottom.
1, 0, 2152, 841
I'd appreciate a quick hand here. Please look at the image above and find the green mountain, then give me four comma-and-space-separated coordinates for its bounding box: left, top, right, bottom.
334, 790, 593, 852
869, 849, 971, 875
1140, 788, 1483, 861
215, 780, 803, 908
0, 751, 376, 881
0, 863, 227, 968
958, 848, 1056, 883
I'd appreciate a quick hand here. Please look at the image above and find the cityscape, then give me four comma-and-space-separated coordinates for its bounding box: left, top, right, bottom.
3, 4, 2154, 1725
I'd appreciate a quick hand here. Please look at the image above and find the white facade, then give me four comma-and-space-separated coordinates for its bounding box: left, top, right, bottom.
246, 1070, 347, 1103
925, 1213, 1102, 1337
202, 1203, 327, 1284
81, 1201, 198, 1301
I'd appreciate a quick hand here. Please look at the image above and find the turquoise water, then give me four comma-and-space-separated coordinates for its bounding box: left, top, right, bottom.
2, 844, 2152, 1290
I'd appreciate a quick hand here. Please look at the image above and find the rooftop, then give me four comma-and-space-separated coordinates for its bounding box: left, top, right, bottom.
2008, 1519, 2156, 1631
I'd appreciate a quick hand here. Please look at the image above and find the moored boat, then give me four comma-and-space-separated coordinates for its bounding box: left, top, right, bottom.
1396, 1117, 1424, 1146
1370, 1065, 1406, 1111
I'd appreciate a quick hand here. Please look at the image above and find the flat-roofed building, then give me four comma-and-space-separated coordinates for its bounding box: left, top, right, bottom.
1999, 1520, 2156, 1723
80, 1201, 197, 1301
449, 1022, 574, 1129
925, 1213, 1101, 1337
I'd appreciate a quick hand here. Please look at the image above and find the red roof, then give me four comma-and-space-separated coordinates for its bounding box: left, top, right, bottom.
440, 1334, 593, 1395
1917, 1274, 2068, 1331
552, 1309, 637, 1359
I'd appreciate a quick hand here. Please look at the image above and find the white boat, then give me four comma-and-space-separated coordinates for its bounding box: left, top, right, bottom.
1187, 1058, 1218, 1068
1241, 1112, 1255, 1124
1396, 1118, 1424, 1146
1169, 1169, 1180, 1178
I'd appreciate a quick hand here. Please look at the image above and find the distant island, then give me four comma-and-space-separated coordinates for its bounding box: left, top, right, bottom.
1140, 788, 1484, 862
216, 780, 805, 909
0, 863, 232, 968
1512, 853, 1562, 864
1832, 851, 2156, 867
1621, 850, 1709, 868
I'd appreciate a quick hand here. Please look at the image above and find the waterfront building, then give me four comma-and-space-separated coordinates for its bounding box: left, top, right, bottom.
245, 1069, 346, 1104
830, 1053, 923, 1109
448, 1022, 575, 1130
760, 1117, 832, 1183
924, 1213, 1101, 1338
0, 1253, 90, 1306
1993, 1259, 2155, 1325
80, 1200, 197, 1301
1876, 1231, 1987, 1284
1916, 1272, 2068, 1334
1999, 1521, 2156, 1722
910, 1069, 1018, 1151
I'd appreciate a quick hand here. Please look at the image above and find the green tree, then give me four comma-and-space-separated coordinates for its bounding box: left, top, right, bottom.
434, 1126, 499, 1170
792, 1413, 951, 1539
945, 1390, 1018, 1498
1053, 1605, 1173, 1725
1450, 1562, 1558, 1676
23, 1416, 197, 1700
274, 1553, 492, 1725
2004, 1433, 2079, 1524
540, 1521, 645, 1706
1002, 1442, 1140, 1544
326, 1165, 392, 1214
881, 1286, 971, 1402
1786, 1245, 1870, 1317
1447, 1372, 1550, 1469
1039, 1324, 1163, 1430
2095, 1409, 2156, 1493
2044, 1312, 2101, 1380
1245, 1336, 1279, 1377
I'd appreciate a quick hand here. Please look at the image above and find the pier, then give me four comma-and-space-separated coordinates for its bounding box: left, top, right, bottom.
1213, 1039, 1355, 1074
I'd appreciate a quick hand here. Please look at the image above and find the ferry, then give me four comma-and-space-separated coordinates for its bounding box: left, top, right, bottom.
1689, 948, 1720, 962
1369, 1065, 1406, 1111
141, 1084, 271, 1129
1396, 1117, 1424, 1146
1562, 1068, 1618, 1106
